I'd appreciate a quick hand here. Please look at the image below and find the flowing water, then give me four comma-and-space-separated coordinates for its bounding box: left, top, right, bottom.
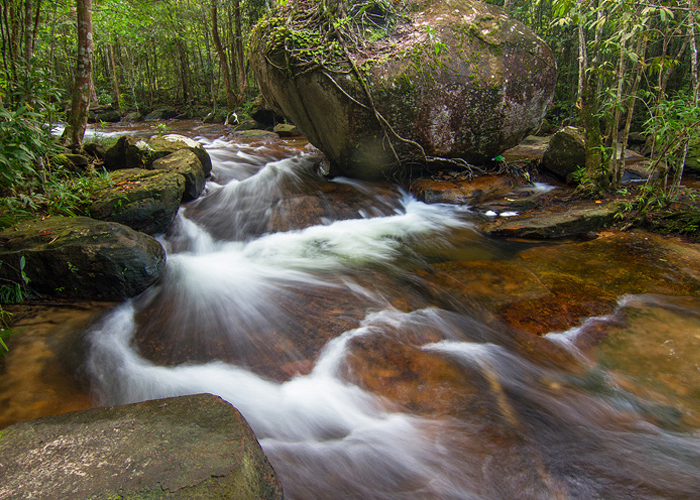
20, 129, 700, 498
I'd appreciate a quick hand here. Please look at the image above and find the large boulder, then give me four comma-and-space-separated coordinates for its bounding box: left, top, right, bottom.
0, 394, 284, 500
89, 169, 186, 235
0, 217, 165, 300
541, 126, 586, 183
150, 149, 206, 201
250, 0, 556, 180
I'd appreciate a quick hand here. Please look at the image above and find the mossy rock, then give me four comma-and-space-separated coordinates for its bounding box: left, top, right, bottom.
541, 126, 586, 183
144, 107, 178, 120
250, 0, 556, 180
146, 135, 212, 178
89, 168, 186, 235
0, 394, 283, 500
150, 149, 205, 202
0, 216, 165, 300
104, 135, 145, 171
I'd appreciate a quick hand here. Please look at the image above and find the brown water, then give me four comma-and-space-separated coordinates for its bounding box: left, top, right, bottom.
3, 124, 700, 499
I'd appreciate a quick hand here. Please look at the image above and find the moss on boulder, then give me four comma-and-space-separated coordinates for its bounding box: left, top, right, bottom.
89, 168, 186, 235
0, 216, 165, 300
250, 0, 556, 180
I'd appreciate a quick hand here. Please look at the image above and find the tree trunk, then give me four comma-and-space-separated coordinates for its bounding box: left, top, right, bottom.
234, 0, 246, 105
109, 43, 121, 109
211, 0, 235, 109
61, 0, 93, 148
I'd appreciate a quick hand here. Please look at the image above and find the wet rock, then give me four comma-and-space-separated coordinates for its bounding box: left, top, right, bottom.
104, 135, 145, 170
89, 105, 121, 123
0, 302, 113, 429
232, 129, 279, 141
251, 0, 556, 180
0, 217, 165, 300
89, 168, 186, 235
273, 123, 301, 137
150, 149, 205, 201
147, 134, 213, 177
144, 107, 178, 120
541, 126, 586, 183
482, 202, 618, 239
422, 231, 700, 337
123, 111, 143, 122
410, 175, 518, 205
234, 117, 264, 131
0, 394, 283, 500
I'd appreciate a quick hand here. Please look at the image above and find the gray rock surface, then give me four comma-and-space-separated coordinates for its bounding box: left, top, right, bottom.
0, 394, 284, 500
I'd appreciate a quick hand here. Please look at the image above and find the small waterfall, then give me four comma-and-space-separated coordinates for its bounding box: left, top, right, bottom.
86, 137, 700, 500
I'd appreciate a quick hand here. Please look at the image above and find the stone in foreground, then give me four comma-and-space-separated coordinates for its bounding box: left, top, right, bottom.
0, 394, 283, 500
0, 216, 165, 300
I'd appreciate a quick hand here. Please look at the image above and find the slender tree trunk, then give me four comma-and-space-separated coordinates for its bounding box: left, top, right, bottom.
234, 0, 246, 104
212, 0, 235, 109
109, 43, 121, 109
61, 0, 93, 147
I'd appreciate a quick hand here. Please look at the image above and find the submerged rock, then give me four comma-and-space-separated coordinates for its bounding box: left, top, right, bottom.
0, 394, 283, 500
250, 0, 556, 180
89, 168, 186, 235
0, 217, 165, 300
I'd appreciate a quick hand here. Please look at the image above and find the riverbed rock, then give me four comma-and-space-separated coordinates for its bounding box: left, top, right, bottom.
89, 105, 121, 123
250, 0, 556, 180
89, 168, 186, 234
104, 135, 145, 170
150, 149, 205, 201
482, 201, 618, 239
0, 394, 284, 500
147, 134, 213, 177
410, 175, 518, 205
144, 107, 178, 120
0, 217, 165, 300
541, 126, 586, 183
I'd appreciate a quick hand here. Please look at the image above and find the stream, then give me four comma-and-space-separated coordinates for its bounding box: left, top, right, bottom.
6, 124, 700, 499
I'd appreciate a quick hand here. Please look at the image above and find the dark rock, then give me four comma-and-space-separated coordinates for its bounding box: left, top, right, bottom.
89, 168, 186, 235
0, 394, 283, 500
482, 202, 618, 239
144, 107, 178, 120
52, 153, 90, 173
541, 126, 586, 183
146, 134, 212, 177
234, 117, 264, 131
0, 216, 165, 300
83, 142, 106, 160
89, 106, 121, 123
150, 149, 205, 201
203, 109, 229, 124
123, 111, 143, 122
104, 135, 145, 171
250, 0, 556, 180
685, 142, 700, 175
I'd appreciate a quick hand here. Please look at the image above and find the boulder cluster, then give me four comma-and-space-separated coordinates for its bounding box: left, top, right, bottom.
0, 134, 210, 301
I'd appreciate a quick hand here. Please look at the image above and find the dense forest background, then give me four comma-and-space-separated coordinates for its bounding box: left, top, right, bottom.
0, 0, 699, 221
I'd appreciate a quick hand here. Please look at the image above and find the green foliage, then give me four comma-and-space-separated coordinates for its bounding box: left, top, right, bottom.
0, 106, 57, 189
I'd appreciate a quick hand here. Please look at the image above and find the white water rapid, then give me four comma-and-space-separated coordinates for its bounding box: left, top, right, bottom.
85, 137, 700, 500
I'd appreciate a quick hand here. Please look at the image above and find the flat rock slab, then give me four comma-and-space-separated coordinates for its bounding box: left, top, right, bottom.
482, 202, 618, 239
0, 394, 283, 500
